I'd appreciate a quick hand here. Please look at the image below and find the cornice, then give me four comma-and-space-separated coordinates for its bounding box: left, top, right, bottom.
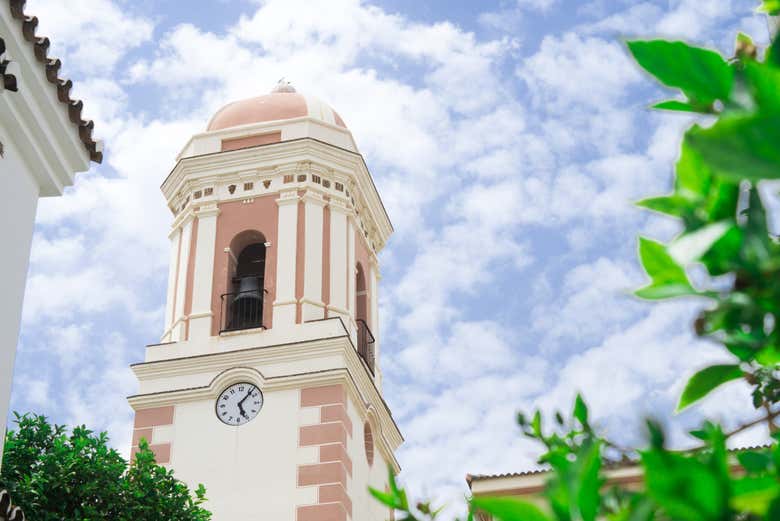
161, 138, 392, 252
130, 333, 403, 447
129, 365, 401, 471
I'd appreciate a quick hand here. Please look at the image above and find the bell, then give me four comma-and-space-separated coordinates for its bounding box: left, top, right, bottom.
234, 276, 262, 302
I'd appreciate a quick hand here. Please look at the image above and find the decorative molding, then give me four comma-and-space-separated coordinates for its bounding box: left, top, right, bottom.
194, 204, 220, 218
128, 344, 402, 470
160, 138, 392, 253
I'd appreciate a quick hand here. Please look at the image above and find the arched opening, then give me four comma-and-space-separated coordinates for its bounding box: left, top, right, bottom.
221, 231, 266, 332
363, 420, 374, 467
355, 263, 368, 325
355, 263, 375, 374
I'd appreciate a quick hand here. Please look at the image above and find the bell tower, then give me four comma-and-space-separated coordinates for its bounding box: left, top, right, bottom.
128, 82, 401, 521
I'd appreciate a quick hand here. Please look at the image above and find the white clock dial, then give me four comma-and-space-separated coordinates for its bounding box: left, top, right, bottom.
215, 382, 263, 426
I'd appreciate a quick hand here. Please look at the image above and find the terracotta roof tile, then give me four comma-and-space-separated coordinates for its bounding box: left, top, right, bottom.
0, 37, 18, 91
6, 0, 103, 163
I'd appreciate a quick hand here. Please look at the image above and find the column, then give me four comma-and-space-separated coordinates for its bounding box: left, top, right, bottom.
301, 191, 326, 321
328, 199, 349, 324
347, 217, 356, 343
161, 226, 181, 342
273, 190, 299, 328
170, 215, 194, 341
188, 204, 219, 339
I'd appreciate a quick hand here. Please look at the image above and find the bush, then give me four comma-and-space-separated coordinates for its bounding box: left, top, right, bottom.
0, 413, 211, 521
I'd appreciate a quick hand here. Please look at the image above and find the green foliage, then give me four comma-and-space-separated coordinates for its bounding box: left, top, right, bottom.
0, 413, 211, 521
627, 40, 733, 112
471, 497, 550, 521
677, 364, 744, 411
371, 4, 780, 521
634, 237, 696, 299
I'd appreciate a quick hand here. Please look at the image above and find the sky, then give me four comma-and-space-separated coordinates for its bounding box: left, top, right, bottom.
10, 0, 779, 515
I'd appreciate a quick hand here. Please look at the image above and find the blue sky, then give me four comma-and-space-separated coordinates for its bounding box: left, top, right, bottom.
11, 0, 778, 514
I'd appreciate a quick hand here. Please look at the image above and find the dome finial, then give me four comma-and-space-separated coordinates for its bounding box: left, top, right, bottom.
272, 77, 296, 93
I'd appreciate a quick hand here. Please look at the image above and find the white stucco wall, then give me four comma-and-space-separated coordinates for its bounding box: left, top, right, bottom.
0, 132, 39, 468
170, 387, 307, 520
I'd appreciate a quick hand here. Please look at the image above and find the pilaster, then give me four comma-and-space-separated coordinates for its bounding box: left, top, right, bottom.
170, 215, 195, 342
328, 199, 350, 325
162, 225, 182, 342
302, 191, 327, 321
189, 204, 220, 339
274, 190, 300, 328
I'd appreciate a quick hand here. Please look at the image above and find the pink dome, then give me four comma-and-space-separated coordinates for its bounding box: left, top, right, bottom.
207, 83, 347, 131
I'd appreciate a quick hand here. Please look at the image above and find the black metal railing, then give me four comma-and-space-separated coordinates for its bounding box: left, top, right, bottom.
220, 282, 265, 333
356, 319, 375, 375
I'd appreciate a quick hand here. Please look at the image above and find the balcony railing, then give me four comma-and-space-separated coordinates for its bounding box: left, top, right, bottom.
220, 280, 265, 333
356, 319, 375, 375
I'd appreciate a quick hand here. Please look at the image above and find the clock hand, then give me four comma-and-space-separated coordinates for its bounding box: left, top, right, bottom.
237, 387, 254, 418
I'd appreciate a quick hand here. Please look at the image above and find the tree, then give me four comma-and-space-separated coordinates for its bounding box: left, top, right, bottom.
371, 1, 780, 520
0, 413, 211, 521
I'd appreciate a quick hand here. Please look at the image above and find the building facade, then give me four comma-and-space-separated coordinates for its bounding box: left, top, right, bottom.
128, 82, 401, 521
0, 0, 102, 471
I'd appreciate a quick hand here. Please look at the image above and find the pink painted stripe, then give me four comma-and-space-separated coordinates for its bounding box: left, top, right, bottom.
134, 406, 174, 428
301, 385, 346, 407
321, 404, 352, 437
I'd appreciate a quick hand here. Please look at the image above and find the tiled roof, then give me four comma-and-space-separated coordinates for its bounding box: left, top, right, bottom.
6, 0, 103, 163
467, 444, 774, 487
0, 37, 17, 91
466, 469, 547, 486
0, 489, 25, 521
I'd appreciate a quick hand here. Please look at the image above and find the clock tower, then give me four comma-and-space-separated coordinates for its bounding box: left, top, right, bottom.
128, 82, 401, 521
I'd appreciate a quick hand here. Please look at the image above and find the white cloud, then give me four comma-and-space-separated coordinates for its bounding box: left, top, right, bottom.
26, 0, 153, 74
11, 1, 772, 518
518, 33, 642, 112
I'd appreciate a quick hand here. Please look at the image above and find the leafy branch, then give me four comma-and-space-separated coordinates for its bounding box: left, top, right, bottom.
372, 2, 780, 520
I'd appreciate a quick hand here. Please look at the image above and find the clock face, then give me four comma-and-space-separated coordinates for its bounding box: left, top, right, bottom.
215, 382, 264, 426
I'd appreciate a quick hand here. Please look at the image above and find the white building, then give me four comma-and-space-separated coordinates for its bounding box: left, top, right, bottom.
128, 81, 401, 520
0, 0, 102, 468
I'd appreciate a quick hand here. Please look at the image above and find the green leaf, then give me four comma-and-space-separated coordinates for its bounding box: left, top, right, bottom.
573, 394, 589, 428
677, 364, 743, 412
757, 0, 780, 14
744, 61, 780, 113
756, 345, 780, 366
652, 99, 711, 113
369, 487, 398, 509
699, 224, 743, 276
731, 476, 780, 515
737, 451, 773, 474
636, 194, 694, 217
635, 237, 696, 300
675, 142, 713, 198
686, 116, 780, 181
531, 411, 542, 438
642, 447, 729, 521
768, 30, 780, 66
575, 440, 603, 521
470, 497, 551, 521
668, 220, 733, 265
627, 40, 733, 105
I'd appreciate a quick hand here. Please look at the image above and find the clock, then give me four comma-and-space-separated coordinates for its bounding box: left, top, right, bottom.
215, 382, 264, 426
